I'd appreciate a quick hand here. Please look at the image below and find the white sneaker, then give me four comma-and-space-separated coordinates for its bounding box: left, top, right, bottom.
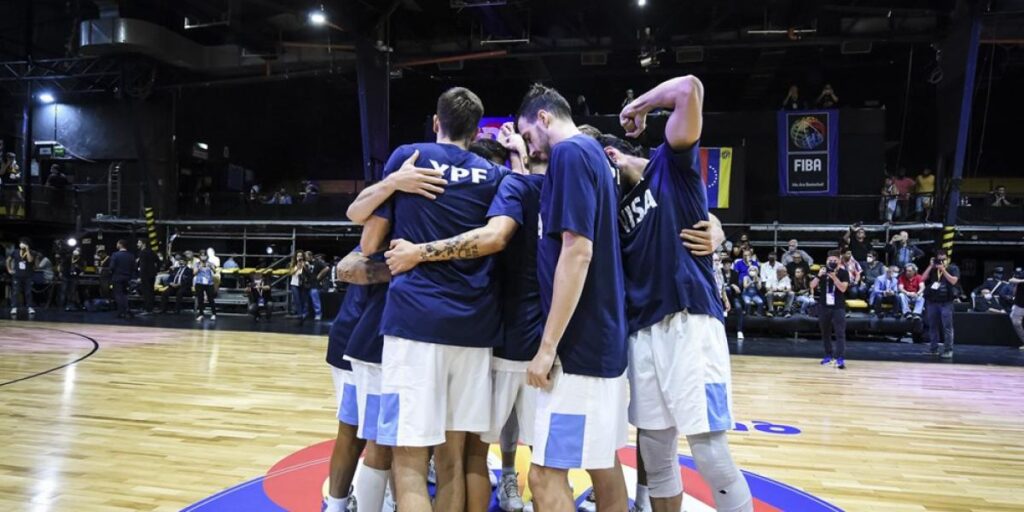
427, 455, 437, 485
497, 472, 525, 511
315, 315, 322, 321
737, 330, 745, 340
196, 315, 203, 322
210, 314, 217, 320
382, 483, 397, 511
27, 307, 36, 316
579, 489, 597, 512
9, 308, 16, 317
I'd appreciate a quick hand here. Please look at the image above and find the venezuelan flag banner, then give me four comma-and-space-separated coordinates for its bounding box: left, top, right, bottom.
699, 147, 732, 209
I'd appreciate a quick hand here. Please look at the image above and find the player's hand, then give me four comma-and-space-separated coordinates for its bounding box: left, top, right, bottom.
385, 239, 421, 275
387, 150, 447, 200
819, 268, 828, 278
498, 122, 528, 157
527, 346, 557, 390
680, 220, 724, 257
620, 99, 649, 138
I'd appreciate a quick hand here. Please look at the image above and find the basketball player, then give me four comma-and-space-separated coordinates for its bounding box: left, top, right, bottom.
516, 84, 630, 512
324, 247, 389, 512
335, 246, 395, 512
350, 87, 509, 512
602, 75, 753, 512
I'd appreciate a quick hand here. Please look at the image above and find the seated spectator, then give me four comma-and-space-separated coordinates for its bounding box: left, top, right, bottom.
741, 266, 766, 316
862, 251, 885, 290
785, 251, 811, 282
732, 248, 759, 283
575, 94, 591, 116
841, 249, 864, 299
222, 257, 239, 270
158, 254, 193, 314
972, 267, 1014, 310
880, 176, 898, 222
899, 263, 925, 318
886, 231, 923, 269
722, 261, 745, 340
767, 267, 794, 317
729, 232, 753, 260
248, 273, 273, 321
870, 266, 901, 317
782, 238, 814, 266
990, 185, 1013, 208
760, 251, 784, 287
301, 181, 320, 204
791, 267, 816, 315
816, 84, 839, 108
973, 289, 1004, 313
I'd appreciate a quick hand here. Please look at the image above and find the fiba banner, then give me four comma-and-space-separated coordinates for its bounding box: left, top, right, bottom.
777, 110, 839, 196
699, 147, 732, 209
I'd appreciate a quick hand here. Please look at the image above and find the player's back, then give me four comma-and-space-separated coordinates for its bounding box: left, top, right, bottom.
376, 142, 509, 348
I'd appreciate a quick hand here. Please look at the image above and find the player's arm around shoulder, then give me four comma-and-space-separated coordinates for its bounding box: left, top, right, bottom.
345, 147, 447, 224
384, 216, 519, 275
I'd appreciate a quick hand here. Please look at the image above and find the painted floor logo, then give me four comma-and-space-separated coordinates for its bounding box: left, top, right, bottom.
182, 441, 840, 512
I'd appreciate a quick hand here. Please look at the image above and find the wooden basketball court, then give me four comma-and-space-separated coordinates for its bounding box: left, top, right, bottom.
2, 320, 1022, 511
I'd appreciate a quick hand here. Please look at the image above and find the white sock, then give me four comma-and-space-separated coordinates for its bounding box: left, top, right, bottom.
502, 463, 516, 476
354, 466, 390, 512
324, 495, 348, 512
635, 484, 651, 508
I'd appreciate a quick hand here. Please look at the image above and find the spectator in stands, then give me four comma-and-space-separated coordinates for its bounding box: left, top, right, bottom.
289, 251, 313, 322
2, 152, 25, 218
110, 239, 135, 319
847, 226, 872, 262
268, 187, 293, 205
729, 232, 753, 260
841, 249, 864, 299
790, 267, 814, 315
575, 94, 591, 117
899, 263, 925, 319
785, 251, 811, 284
248, 273, 273, 322
159, 255, 192, 315
915, 168, 936, 221
1010, 269, 1024, 350
870, 265, 901, 317
301, 181, 320, 204
922, 252, 960, 358
722, 260, 745, 340
248, 184, 262, 203
307, 251, 328, 321
95, 249, 111, 300
781, 85, 803, 110
760, 251, 783, 286
136, 240, 158, 314
60, 248, 84, 311
6, 238, 39, 318
767, 266, 794, 318
816, 84, 839, 108
887, 231, 923, 269
990, 185, 1013, 208
222, 257, 239, 270
733, 247, 759, 283
812, 250, 850, 369
973, 289, 1004, 313
880, 177, 898, 223
741, 266, 767, 316
862, 250, 885, 292
622, 88, 635, 108
193, 253, 217, 321
713, 253, 730, 315
782, 238, 814, 266
973, 267, 1013, 311
894, 169, 916, 220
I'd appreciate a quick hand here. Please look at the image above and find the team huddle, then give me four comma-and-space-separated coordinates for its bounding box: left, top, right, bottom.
323, 75, 755, 512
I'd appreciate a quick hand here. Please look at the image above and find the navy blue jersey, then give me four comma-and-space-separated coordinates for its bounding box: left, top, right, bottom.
619, 142, 725, 333
487, 173, 544, 361
343, 281, 388, 364
537, 134, 628, 378
327, 284, 365, 371
374, 143, 509, 347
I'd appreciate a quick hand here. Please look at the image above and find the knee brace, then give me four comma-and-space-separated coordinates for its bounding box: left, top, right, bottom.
637, 427, 683, 498
687, 432, 753, 512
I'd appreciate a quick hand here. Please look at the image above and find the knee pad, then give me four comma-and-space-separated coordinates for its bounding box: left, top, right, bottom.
687, 432, 752, 512
638, 428, 682, 498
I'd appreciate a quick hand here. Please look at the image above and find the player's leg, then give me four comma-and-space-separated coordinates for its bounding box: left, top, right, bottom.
393, 446, 432, 512
355, 441, 392, 512
486, 359, 530, 511
435, 430, 467, 512
638, 427, 681, 512
527, 464, 574, 511
465, 433, 492, 512
635, 448, 651, 511
587, 458, 628, 512
443, 345, 494, 512
327, 367, 363, 512
686, 432, 752, 512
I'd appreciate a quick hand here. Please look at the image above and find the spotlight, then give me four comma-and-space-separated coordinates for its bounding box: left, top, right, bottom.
66, 237, 78, 248
266, 245, 275, 255
637, 0, 646, 6
308, 10, 327, 25
39, 92, 55, 104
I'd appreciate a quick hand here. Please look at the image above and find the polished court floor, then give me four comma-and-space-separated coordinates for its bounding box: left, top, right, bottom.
2, 320, 1023, 512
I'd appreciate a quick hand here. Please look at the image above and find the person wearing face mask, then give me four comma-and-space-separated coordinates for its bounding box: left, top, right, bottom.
811, 250, 850, 369
840, 249, 864, 300
972, 289, 1004, 313
921, 252, 960, 358
870, 266, 901, 318
862, 251, 885, 291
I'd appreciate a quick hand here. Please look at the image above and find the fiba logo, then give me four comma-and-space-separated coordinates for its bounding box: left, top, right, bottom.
789, 116, 826, 150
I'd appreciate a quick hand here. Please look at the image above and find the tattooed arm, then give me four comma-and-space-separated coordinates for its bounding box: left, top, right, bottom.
337, 249, 391, 285
384, 216, 519, 275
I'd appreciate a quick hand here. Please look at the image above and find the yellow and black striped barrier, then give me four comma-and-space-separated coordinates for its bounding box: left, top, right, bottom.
144, 207, 159, 252
941, 225, 955, 258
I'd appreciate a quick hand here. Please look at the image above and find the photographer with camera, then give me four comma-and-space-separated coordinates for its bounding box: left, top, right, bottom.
921, 251, 960, 359
6, 238, 40, 318
811, 250, 850, 369
1009, 268, 1024, 350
